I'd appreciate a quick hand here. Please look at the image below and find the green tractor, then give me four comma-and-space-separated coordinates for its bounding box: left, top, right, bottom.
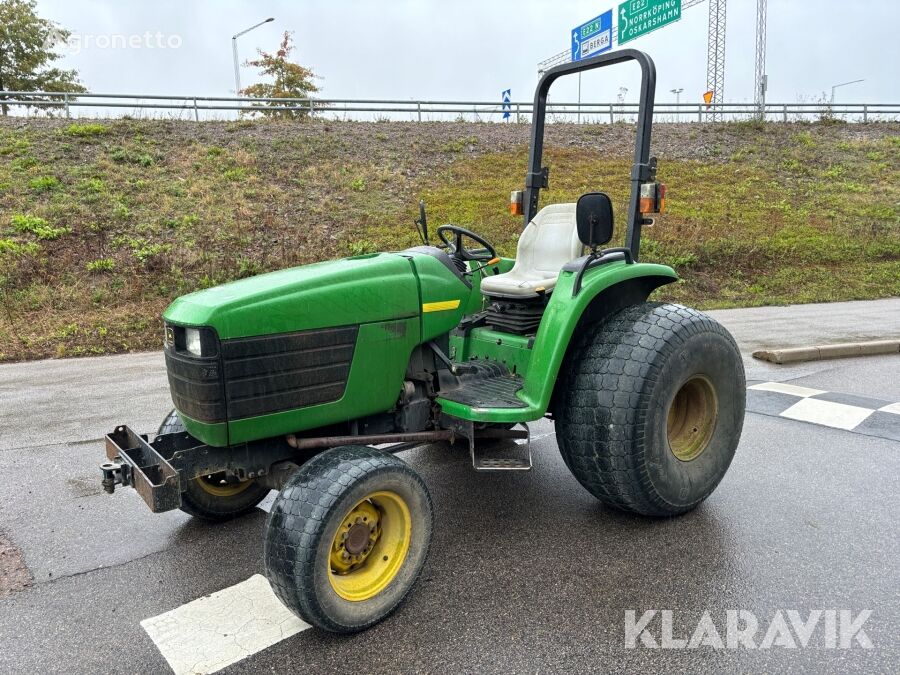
101, 50, 745, 633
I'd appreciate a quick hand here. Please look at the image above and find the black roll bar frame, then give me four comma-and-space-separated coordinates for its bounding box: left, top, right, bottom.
522, 49, 657, 261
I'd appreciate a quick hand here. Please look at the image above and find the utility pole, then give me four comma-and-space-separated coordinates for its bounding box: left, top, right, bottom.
705, 0, 727, 122
670, 87, 683, 122
232, 17, 274, 97
754, 0, 767, 119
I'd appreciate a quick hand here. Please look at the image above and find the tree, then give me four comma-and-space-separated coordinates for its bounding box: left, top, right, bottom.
0, 0, 86, 116
241, 31, 321, 119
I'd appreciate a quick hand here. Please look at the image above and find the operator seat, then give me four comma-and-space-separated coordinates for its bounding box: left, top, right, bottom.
480, 203, 582, 299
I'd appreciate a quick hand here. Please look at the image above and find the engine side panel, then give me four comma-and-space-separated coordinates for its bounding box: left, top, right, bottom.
227, 317, 419, 445
403, 251, 473, 342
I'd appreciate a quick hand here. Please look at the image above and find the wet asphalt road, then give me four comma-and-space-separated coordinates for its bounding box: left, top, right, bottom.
0, 300, 898, 674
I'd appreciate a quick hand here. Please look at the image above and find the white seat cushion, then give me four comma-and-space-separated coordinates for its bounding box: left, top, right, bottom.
480, 203, 582, 298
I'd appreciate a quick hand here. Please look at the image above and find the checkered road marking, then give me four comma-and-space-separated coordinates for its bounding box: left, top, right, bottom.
747, 382, 900, 441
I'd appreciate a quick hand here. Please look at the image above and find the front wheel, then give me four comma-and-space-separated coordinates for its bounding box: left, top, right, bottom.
555, 302, 745, 517
158, 410, 269, 522
264, 445, 433, 633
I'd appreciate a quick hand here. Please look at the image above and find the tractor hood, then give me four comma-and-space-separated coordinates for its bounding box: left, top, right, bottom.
164, 253, 421, 340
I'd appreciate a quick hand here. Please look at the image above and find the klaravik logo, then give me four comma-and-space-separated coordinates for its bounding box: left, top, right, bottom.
624, 610, 873, 649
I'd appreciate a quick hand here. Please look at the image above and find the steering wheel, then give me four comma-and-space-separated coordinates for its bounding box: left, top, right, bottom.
435, 225, 498, 263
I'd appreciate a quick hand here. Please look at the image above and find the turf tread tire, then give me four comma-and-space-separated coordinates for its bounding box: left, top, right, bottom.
555, 302, 745, 517
264, 445, 433, 633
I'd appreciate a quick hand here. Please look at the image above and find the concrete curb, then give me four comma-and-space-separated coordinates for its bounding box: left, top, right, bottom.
752, 340, 900, 364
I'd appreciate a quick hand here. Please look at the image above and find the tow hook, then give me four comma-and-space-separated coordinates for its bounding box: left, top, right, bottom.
100, 461, 129, 494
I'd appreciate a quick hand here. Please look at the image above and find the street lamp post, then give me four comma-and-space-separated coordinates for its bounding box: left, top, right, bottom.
830, 78, 865, 104
670, 88, 683, 122
232, 17, 274, 97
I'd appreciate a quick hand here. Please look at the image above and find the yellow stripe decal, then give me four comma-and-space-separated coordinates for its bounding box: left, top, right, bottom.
422, 299, 461, 313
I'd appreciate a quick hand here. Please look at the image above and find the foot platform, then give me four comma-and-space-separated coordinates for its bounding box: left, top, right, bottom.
471, 423, 532, 471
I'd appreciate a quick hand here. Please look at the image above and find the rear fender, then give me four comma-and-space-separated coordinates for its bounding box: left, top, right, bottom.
520, 261, 677, 413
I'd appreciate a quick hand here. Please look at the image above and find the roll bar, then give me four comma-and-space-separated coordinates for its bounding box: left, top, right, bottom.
523, 49, 657, 261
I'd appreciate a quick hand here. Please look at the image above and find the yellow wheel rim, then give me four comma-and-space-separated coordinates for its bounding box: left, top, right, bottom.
194, 472, 254, 498
328, 491, 412, 602
667, 375, 718, 462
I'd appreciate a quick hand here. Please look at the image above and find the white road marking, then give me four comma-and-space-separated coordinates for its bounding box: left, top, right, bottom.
141, 574, 310, 675
257, 490, 277, 513
878, 402, 900, 415
748, 382, 826, 398
780, 398, 875, 431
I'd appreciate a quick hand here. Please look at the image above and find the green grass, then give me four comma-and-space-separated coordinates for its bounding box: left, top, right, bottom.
0, 118, 897, 362
64, 123, 109, 138
86, 258, 115, 273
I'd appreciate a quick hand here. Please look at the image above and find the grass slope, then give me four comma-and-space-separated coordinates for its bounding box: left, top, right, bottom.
0, 117, 897, 362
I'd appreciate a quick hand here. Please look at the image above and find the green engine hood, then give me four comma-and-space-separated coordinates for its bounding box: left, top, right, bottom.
164, 253, 420, 339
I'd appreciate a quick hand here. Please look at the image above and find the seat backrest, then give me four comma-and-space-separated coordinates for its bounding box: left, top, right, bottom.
513, 203, 582, 276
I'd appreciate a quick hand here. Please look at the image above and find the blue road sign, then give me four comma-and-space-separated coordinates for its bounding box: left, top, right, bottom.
571, 9, 613, 62
502, 89, 511, 120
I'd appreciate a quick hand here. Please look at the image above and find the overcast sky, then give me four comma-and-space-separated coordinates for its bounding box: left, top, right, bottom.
35, 0, 900, 107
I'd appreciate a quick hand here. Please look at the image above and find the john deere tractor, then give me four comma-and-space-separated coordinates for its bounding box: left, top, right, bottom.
100, 50, 745, 633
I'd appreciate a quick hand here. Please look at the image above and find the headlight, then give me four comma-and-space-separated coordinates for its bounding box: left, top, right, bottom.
184, 328, 202, 356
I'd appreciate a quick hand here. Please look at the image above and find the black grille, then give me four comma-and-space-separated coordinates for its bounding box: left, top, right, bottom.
221, 326, 359, 420
164, 349, 226, 423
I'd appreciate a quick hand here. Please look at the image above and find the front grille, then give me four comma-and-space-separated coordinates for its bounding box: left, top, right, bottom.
221, 325, 359, 420
164, 348, 226, 423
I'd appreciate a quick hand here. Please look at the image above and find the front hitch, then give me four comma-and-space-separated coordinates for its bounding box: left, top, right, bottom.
101, 425, 182, 512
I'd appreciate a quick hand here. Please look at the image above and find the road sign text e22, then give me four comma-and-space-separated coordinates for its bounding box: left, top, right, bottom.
571, 9, 613, 62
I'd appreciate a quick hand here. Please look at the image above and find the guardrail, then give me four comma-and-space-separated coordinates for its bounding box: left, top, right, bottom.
1, 91, 897, 123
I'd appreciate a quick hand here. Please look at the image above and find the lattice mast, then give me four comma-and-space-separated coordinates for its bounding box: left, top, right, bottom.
705, 0, 727, 121
753, 0, 768, 119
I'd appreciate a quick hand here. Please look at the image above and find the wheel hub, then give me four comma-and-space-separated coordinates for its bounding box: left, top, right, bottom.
330, 501, 380, 574
327, 491, 413, 602
345, 523, 373, 555
667, 375, 718, 462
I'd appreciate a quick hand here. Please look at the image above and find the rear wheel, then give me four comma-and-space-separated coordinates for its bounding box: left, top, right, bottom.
157, 410, 269, 522
264, 445, 433, 633
555, 302, 745, 517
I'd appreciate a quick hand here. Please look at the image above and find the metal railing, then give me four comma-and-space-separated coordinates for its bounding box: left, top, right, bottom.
0, 91, 897, 123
